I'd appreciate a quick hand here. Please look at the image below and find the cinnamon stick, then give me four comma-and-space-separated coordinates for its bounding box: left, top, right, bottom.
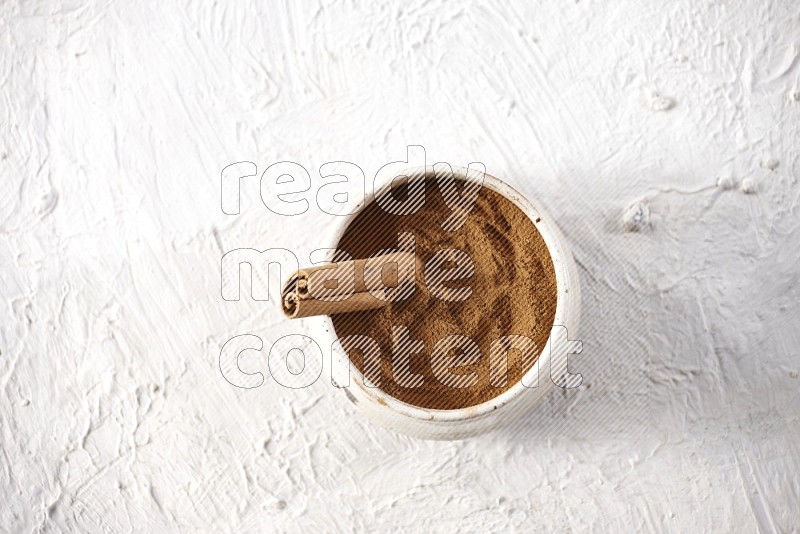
281, 252, 421, 319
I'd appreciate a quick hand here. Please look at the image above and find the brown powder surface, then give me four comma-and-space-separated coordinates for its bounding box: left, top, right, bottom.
331, 177, 557, 410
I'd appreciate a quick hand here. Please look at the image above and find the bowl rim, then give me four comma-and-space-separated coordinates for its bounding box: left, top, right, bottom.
316, 165, 575, 423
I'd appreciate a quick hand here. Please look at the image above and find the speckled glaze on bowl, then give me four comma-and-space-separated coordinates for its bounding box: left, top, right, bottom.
313, 166, 581, 440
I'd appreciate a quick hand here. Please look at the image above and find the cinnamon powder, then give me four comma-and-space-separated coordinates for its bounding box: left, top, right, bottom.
331, 176, 557, 410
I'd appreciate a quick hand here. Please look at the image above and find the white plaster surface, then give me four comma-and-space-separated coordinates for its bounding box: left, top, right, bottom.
2, 0, 800, 532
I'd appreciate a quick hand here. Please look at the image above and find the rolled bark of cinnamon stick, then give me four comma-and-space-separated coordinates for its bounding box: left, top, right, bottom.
281, 252, 421, 319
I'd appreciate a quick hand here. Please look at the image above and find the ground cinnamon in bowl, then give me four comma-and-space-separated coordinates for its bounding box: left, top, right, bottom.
331, 176, 557, 410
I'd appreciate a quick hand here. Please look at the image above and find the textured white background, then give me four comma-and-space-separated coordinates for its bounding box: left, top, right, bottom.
2, 0, 800, 532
